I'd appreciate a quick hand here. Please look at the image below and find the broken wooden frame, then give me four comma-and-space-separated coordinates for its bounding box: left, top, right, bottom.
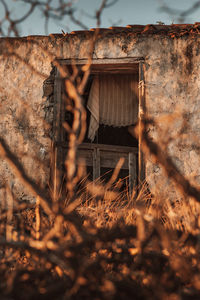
51, 57, 145, 199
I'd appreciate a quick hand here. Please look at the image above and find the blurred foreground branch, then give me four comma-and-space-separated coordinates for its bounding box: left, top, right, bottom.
159, 0, 200, 23
0, 0, 118, 36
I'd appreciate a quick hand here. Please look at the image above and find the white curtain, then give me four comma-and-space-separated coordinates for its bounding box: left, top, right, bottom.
87, 73, 138, 141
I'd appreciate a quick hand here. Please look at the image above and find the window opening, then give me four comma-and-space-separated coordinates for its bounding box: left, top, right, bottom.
56, 62, 141, 195
51, 58, 145, 198
75, 64, 139, 192
83, 73, 138, 148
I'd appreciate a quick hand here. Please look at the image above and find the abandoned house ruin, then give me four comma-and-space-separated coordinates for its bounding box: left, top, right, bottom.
0, 24, 200, 201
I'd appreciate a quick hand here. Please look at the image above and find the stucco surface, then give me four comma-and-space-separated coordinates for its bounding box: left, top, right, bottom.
0, 29, 200, 201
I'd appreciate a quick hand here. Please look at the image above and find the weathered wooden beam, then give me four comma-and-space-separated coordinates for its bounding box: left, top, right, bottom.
100, 151, 128, 169
59, 57, 144, 66
78, 149, 129, 169
79, 143, 138, 153
51, 69, 63, 201
129, 152, 137, 194
138, 61, 146, 184
93, 148, 100, 180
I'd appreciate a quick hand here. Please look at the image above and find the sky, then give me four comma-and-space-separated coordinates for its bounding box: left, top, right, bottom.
1, 0, 200, 36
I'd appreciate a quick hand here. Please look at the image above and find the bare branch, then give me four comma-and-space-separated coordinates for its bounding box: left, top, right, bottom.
0, 137, 53, 216
159, 0, 200, 23
133, 118, 200, 203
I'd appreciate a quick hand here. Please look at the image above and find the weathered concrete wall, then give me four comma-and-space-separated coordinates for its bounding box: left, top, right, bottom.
0, 36, 60, 201
92, 31, 200, 198
0, 29, 200, 201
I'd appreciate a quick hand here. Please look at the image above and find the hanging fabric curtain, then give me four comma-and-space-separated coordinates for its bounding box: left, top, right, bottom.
87, 73, 138, 141
87, 75, 100, 141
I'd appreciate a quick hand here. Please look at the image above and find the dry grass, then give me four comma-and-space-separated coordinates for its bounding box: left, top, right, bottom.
0, 19, 200, 298
0, 162, 200, 299
1, 94, 200, 299
77, 175, 200, 233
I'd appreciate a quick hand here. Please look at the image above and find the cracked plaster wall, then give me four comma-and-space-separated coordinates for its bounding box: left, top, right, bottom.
0, 32, 199, 201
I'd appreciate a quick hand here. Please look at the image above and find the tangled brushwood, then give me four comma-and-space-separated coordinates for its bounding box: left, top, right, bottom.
1, 126, 200, 300
0, 50, 200, 300
1, 1, 200, 298
0, 185, 200, 300
0, 54, 200, 300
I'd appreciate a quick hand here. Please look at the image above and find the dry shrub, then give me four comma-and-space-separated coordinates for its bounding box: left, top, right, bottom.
0, 4, 200, 296
0, 152, 200, 299
77, 173, 200, 233
1, 105, 200, 299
